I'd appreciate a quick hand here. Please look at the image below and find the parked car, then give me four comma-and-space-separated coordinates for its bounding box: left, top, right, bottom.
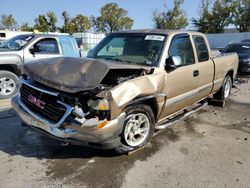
0, 34, 80, 99
241, 39, 250, 43
12, 30, 238, 153
221, 42, 250, 74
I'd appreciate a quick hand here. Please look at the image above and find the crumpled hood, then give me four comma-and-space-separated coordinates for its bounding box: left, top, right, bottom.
21, 57, 150, 93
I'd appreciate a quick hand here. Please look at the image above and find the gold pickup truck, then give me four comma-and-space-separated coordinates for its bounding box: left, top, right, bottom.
12, 30, 238, 153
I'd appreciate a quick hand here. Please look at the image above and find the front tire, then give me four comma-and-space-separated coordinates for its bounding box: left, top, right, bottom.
115, 104, 155, 154
0, 71, 19, 99
214, 75, 232, 101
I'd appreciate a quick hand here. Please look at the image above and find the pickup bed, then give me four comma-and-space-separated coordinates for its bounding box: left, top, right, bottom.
0, 34, 80, 99
12, 30, 238, 153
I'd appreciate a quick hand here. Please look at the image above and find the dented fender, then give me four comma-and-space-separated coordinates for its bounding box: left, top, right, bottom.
109, 72, 166, 119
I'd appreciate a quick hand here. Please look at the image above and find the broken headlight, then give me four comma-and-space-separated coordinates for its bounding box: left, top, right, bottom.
87, 98, 110, 111
87, 98, 110, 121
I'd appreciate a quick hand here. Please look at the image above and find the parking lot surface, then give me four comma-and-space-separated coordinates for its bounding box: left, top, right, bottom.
0, 77, 249, 188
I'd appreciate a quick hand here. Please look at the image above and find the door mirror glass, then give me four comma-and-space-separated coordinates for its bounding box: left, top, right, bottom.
165, 56, 182, 71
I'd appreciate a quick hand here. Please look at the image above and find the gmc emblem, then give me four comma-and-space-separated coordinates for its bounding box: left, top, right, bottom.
28, 94, 46, 109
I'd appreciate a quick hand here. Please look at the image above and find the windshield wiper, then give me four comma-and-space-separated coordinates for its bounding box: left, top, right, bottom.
102, 57, 133, 64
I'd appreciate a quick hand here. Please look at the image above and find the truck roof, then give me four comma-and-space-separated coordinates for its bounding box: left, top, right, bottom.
114, 29, 204, 36
31, 33, 70, 38
5, 33, 71, 39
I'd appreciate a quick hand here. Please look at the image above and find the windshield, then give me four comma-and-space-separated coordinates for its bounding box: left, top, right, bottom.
87, 33, 166, 67
1, 35, 34, 50
224, 44, 250, 53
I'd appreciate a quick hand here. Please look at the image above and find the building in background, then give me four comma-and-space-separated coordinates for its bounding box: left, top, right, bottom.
207, 32, 250, 49
0, 30, 32, 44
73, 33, 105, 57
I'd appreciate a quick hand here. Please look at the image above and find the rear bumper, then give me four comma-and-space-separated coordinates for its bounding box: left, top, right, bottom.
12, 96, 126, 149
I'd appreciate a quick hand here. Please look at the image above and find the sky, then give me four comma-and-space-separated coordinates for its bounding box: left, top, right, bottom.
0, 0, 200, 30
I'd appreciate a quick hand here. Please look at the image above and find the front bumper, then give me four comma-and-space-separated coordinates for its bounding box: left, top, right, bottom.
11, 96, 126, 149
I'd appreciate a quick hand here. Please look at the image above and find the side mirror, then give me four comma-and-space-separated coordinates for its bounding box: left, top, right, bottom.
165, 56, 182, 71
30, 46, 41, 55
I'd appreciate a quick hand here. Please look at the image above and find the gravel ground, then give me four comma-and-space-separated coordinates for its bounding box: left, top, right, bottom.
0, 76, 249, 188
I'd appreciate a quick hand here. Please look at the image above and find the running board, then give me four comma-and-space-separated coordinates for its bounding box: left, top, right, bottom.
155, 101, 208, 130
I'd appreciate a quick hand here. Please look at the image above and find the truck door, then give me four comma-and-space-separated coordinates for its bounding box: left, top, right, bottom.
160, 33, 200, 118
24, 38, 62, 62
192, 35, 214, 99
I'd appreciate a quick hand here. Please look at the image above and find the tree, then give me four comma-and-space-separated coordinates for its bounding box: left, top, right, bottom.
191, 0, 212, 33
209, 0, 234, 33
60, 12, 91, 34
152, 0, 188, 30
92, 3, 134, 33
61, 11, 70, 32
60, 11, 75, 33
20, 22, 33, 31
46, 11, 57, 32
0, 14, 17, 30
34, 11, 57, 32
62, 11, 70, 26
34, 15, 48, 32
71, 14, 91, 32
192, 0, 234, 33
233, 0, 250, 32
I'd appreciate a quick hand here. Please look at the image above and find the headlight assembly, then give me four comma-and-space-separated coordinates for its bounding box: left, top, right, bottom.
87, 98, 110, 111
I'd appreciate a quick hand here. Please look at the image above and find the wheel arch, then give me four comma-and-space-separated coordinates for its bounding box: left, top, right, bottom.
124, 94, 167, 121
226, 69, 234, 81
0, 64, 21, 76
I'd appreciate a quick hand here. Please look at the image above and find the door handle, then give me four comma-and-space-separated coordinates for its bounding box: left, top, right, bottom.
193, 70, 199, 77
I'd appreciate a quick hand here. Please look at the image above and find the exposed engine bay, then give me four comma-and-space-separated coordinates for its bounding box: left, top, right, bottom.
21, 57, 153, 126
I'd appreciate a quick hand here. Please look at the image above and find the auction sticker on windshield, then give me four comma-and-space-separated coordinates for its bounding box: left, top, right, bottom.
145, 35, 165, 41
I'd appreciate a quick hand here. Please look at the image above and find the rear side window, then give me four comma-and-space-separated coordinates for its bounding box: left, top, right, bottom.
193, 36, 209, 62
169, 36, 195, 66
59, 36, 80, 57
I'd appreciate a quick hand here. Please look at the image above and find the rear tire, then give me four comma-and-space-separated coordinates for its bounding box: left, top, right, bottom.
115, 104, 155, 154
213, 75, 232, 101
0, 70, 19, 99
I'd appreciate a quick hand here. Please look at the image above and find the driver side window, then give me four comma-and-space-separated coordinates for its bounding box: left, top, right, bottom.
169, 36, 195, 66
31, 38, 59, 54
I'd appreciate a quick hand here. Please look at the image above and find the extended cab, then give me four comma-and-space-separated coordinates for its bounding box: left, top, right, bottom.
0, 34, 80, 99
12, 30, 238, 153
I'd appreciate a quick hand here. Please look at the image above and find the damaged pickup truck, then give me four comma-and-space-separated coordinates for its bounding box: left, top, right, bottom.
12, 30, 239, 153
